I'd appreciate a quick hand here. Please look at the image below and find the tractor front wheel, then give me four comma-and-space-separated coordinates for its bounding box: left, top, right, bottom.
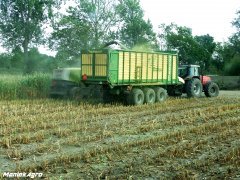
186, 78, 203, 98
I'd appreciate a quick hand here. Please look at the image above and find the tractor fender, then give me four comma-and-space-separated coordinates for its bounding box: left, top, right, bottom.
178, 77, 185, 84
201, 76, 211, 86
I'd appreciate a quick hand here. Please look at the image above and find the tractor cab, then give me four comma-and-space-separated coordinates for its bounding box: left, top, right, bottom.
178, 65, 200, 80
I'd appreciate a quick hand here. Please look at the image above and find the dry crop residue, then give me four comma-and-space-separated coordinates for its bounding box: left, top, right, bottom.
0, 96, 240, 179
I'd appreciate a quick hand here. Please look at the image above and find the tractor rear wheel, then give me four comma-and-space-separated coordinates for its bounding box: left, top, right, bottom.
127, 88, 144, 105
143, 88, 156, 104
204, 82, 219, 97
186, 78, 203, 98
154, 87, 167, 102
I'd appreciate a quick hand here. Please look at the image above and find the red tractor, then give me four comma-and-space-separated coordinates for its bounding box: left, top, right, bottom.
168, 65, 219, 98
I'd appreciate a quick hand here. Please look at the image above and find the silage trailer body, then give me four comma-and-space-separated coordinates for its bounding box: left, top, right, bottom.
81, 49, 180, 105
81, 50, 179, 85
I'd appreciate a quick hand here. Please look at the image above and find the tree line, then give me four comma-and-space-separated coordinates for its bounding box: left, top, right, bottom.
0, 0, 239, 75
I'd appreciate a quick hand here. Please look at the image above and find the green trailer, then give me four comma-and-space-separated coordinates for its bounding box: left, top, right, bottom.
81, 49, 182, 105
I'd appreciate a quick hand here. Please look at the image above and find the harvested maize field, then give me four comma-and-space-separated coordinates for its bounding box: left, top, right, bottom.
0, 94, 240, 179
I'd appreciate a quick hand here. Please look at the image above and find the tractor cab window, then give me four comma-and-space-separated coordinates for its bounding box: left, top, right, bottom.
178, 67, 188, 78
189, 67, 199, 76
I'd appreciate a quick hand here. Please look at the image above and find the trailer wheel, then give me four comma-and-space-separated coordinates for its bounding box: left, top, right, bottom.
186, 78, 203, 98
128, 88, 144, 105
143, 88, 156, 104
154, 87, 167, 102
204, 82, 219, 97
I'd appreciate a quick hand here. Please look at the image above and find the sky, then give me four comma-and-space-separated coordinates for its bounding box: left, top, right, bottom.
140, 0, 240, 42
1, 0, 240, 56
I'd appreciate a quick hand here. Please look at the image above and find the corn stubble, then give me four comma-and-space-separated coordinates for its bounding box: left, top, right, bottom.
0, 97, 240, 179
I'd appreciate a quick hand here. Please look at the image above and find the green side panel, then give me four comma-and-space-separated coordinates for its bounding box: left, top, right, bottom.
109, 52, 119, 84
81, 50, 108, 82
114, 50, 179, 86
81, 49, 179, 86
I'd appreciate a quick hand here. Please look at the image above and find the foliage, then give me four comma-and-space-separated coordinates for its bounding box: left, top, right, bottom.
18, 73, 51, 98
0, 53, 12, 69
116, 0, 158, 49
228, 10, 240, 55
51, 0, 120, 60
194, 34, 216, 72
159, 23, 216, 72
0, 2, 238, 76
224, 53, 240, 76
0, 48, 58, 73
217, 10, 240, 75
233, 10, 240, 29
0, 73, 51, 100
0, 0, 59, 73
11, 46, 24, 69
27, 48, 57, 72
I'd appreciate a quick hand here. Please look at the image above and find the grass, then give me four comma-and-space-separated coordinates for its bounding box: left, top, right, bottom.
0, 73, 51, 100
0, 96, 240, 179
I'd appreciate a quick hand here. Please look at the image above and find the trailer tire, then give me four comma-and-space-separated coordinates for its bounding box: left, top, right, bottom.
186, 78, 203, 98
128, 88, 144, 105
143, 88, 156, 104
154, 87, 167, 102
204, 82, 219, 97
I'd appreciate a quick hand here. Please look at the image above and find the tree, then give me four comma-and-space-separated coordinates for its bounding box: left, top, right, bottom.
0, 0, 59, 73
159, 23, 216, 71
11, 46, 24, 69
224, 54, 240, 75
229, 10, 240, 54
194, 34, 216, 71
0, 53, 11, 69
51, 0, 120, 61
116, 0, 158, 49
159, 24, 199, 64
218, 10, 240, 75
233, 10, 240, 29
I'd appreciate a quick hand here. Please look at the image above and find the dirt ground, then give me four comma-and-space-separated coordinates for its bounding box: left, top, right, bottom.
0, 91, 239, 179
219, 90, 240, 98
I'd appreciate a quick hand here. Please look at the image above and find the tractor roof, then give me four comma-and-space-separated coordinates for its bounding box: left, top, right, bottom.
179, 65, 200, 68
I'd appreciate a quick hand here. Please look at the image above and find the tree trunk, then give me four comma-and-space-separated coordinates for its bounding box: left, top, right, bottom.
23, 40, 31, 74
